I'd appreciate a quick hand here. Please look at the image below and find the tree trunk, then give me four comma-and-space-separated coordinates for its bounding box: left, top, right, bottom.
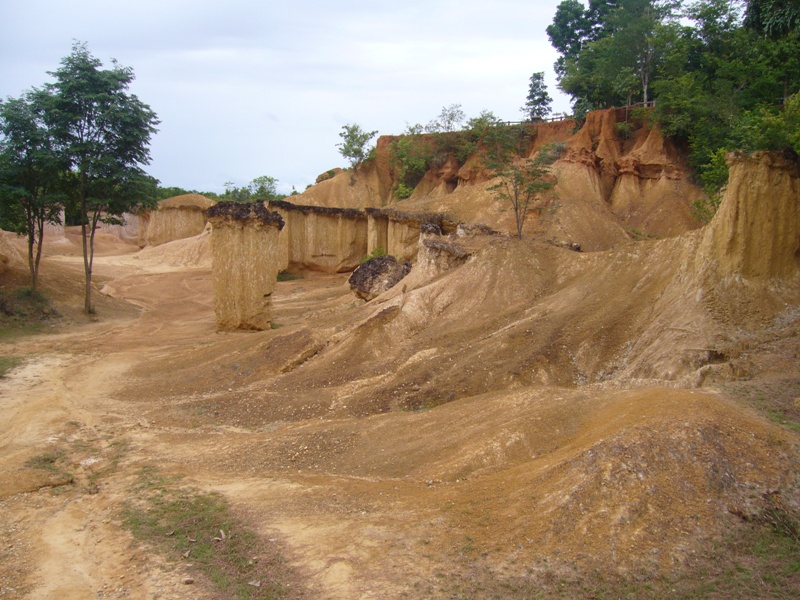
32, 216, 44, 291
81, 192, 94, 314
25, 203, 36, 290
785, 74, 790, 104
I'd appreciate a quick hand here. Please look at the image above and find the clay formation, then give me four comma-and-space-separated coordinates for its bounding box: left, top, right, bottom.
206, 202, 284, 330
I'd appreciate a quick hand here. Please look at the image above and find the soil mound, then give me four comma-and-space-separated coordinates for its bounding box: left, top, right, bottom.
144, 194, 215, 247
133, 226, 212, 269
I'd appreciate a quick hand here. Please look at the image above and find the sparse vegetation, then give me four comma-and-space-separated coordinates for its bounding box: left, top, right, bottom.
723, 377, 800, 433
0, 286, 59, 340
360, 246, 388, 264
626, 227, 660, 241
428, 492, 800, 598
0, 355, 22, 378
24, 450, 65, 473
276, 270, 302, 282
121, 466, 302, 599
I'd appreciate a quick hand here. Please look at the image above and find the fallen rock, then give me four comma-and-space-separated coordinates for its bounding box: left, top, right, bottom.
348, 255, 412, 301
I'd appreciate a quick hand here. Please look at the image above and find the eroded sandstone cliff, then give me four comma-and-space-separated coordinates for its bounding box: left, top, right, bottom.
146, 194, 215, 247
699, 151, 800, 280
293, 109, 703, 250
206, 202, 284, 331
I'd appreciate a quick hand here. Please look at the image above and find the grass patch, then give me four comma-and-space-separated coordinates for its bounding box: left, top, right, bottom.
0, 286, 60, 341
121, 466, 303, 599
0, 355, 23, 378
24, 450, 65, 473
626, 228, 660, 241
723, 377, 800, 433
359, 246, 388, 264
276, 271, 302, 282
24, 449, 73, 486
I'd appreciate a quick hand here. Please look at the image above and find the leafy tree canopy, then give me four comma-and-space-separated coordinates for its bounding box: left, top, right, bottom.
222, 175, 284, 202
521, 72, 553, 120
41, 41, 159, 312
425, 104, 466, 133
337, 123, 378, 168
547, 0, 800, 218
0, 92, 66, 289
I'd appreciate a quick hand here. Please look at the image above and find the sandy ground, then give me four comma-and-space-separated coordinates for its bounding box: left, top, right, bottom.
1, 230, 799, 599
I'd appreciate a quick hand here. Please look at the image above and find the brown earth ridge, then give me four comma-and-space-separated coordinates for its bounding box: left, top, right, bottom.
0, 109, 798, 598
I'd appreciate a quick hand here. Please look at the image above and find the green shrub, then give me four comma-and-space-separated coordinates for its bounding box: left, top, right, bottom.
360, 247, 388, 264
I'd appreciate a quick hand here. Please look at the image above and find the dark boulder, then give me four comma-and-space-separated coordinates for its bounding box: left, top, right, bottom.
348, 256, 412, 301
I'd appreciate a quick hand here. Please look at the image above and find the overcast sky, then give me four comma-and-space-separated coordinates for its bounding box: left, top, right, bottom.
0, 0, 571, 195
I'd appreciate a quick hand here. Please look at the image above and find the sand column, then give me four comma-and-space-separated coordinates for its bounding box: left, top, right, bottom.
206, 202, 284, 331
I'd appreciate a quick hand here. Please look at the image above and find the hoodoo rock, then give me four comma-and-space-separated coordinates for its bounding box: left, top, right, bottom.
349, 255, 412, 301
145, 194, 216, 247
206, 202, 284, 330
699, 151, 800, 280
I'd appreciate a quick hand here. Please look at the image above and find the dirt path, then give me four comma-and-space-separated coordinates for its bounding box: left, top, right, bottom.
0, 253, 430, 598
0, 245, 217, 594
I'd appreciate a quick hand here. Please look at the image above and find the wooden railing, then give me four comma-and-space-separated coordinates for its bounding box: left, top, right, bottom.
508, 101, 657, 126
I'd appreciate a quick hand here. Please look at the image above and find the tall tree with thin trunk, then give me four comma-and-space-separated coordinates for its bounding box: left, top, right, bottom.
0, 92, 65, 290
480, 124, 562, 239
43, 42, 159, 313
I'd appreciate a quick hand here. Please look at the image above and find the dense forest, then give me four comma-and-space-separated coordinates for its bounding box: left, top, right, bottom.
547, 0, 799, 196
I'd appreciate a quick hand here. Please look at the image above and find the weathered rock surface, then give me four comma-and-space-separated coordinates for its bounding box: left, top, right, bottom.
146, 194, 215, 247
289, 108, 704, 249
269, 201, 368, 273
349, 255, 412, 301
699, 151, 800, 280
206, 202, 284, 330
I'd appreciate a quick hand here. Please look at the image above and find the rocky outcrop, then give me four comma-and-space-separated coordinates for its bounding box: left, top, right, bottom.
699, 151, 800, 280
365, 209, 457, 262
268, 201, 368, 273
206, 202, 284, 331
411, 226, 473, 281
146, 194, 215, 247
348, 256, 412, 301
95, 212, 142, 245
266, 200, 459, 272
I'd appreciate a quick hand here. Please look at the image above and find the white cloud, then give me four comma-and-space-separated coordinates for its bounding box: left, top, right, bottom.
0, 0, 571, 195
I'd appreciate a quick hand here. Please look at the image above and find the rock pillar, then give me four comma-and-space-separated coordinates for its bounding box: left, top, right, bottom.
206, 202, 284, 331
699, 151, 800, 280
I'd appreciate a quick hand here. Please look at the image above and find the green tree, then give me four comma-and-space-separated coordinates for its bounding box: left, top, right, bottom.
0, 92, 65, 290
155, 186, 194, 200
247, 175, 280, 199
221, 175, 283, 202
337, 123, 378, 169
744, 0, 800, 37
521, 72, 553, 120
43, 42, 159, 313
389, 124, 433, 199
547, 0, 620, 77
480, 124, 562, 239
425, 104, 466, 133
553, 0, 680, 108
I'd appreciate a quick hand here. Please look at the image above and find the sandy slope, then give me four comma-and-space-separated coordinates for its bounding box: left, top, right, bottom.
1, 213, 799, 598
